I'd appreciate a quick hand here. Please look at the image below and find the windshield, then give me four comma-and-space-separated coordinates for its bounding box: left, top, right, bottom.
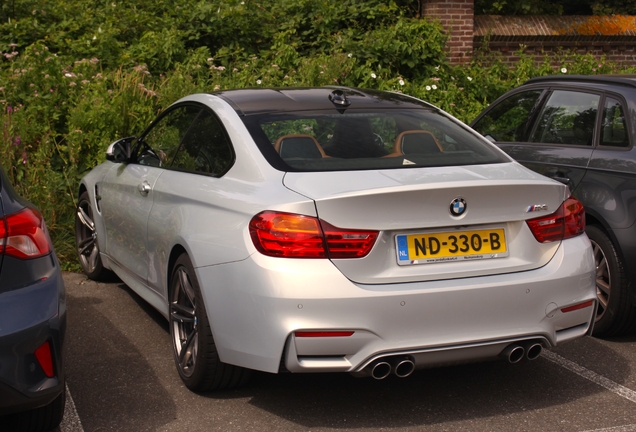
241, 109, 508, 172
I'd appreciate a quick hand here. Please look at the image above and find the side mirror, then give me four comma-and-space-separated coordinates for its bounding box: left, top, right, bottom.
106, 137, 136, 163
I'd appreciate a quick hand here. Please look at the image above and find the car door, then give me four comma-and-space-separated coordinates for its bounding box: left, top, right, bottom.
582, 94, 636, 229
99, 104, 201, 285
145, 106, 236, 294
512, 88, 602, 191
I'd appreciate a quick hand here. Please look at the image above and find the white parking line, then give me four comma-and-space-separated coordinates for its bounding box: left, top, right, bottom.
60, 383, 84, 432
542, 350, 636, 404
580, 425, 636, 432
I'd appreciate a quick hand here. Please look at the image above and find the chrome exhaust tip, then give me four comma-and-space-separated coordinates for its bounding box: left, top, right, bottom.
524, 342, 543, 361
394, 358, 415, 378
500, 344, 525, 364
370, 361, 392, 380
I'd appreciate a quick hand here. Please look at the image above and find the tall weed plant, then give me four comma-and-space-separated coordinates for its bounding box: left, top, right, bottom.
0, 0, 635, 269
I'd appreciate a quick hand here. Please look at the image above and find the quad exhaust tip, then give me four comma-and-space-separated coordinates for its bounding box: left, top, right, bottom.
500, 341, 544, 363
369, 356, 415, 379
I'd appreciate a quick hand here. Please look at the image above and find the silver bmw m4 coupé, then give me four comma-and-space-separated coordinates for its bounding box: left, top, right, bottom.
75, 87, 596, 391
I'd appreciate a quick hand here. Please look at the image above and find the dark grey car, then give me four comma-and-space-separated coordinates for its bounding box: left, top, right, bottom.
471, 75, 636, 336
0, 163, 66, 431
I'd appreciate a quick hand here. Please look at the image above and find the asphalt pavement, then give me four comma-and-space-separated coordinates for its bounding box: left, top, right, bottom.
59, 271, 636, 432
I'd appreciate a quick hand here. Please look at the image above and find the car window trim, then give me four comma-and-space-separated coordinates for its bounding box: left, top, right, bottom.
527, 87, 603, 148
134, 102, 237, 178
470, 86, 549, 143
595, 92, 633, 151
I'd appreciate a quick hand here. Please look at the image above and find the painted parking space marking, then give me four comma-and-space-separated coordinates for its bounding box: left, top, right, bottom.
542, 350, 636, 404
580, 425, 636, 432
60, 383, 84, 432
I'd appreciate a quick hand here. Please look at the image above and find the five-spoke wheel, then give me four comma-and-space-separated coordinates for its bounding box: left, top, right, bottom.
169, 253, 250, 391
75, 191, 108, 280
587, 225, 636, 336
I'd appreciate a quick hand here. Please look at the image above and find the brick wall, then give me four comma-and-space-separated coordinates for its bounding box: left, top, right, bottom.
421, 6, 636, 67
473, 16, 636, 66
422, 0, 474, 64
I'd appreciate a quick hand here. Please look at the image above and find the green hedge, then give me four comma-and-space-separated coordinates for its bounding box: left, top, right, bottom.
1, 0, 634, 269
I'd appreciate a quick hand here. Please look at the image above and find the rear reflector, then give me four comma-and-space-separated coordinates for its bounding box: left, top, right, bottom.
249, 211, 377, 258
34, 341, 55, 378
0, 207, 52, 259
527, 197, 585, 243
561, 300, 594, 313
295, 331, 355, 337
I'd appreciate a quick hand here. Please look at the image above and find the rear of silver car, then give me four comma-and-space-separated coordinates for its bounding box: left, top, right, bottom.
191, 91, 597, 379
198, 165, 595, 378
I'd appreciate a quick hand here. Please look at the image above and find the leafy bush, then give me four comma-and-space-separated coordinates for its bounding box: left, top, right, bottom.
1, 0, 635, 269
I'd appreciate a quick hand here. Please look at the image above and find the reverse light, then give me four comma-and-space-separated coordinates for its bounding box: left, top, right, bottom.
0, 207, 52, 259
34, 341, 55, 378
526, 197, 585, 243
249, 211, 378, 258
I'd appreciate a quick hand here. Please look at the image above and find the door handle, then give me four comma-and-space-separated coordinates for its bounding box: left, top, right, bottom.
138, 181, 151, 196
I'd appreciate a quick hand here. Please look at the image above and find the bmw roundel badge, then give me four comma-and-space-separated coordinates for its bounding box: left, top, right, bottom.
450, 198, 467, 216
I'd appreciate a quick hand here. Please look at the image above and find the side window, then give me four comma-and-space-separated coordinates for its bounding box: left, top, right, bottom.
138, 105, 201, 167
171, 110, 234, 176
530, 90, 600, 146
472, 90, 543, 142
600, 97, 630, 148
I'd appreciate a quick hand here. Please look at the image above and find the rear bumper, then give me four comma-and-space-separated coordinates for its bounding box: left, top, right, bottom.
196, 234, 595, 374
0, 269, 66, 415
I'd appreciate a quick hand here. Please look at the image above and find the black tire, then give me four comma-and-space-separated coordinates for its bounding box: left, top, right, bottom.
0, 386, 65, 432
169, 253, 251, 391
587, 225, 636, 336
75, 191, 112, 280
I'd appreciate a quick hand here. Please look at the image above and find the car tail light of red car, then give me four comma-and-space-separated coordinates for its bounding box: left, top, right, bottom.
526, 197, 585, 243
0, 207, 52, 259
249, 211, 378, 258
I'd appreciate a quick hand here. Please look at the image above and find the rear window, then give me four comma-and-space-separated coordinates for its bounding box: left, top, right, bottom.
242, 109, 508, 172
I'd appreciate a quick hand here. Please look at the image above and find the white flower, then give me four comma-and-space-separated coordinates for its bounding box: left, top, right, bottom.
256, 79, 262, 85
432, 84, 437, 90
347, 53, 353, 58
467, 76, 473, 81
371, 73, 377, 79
64, 73, 72, 77
435, 66, 440, 71
561, 67, 567, 73
92, 35, 97, 40
425, 85, 431, 91
399, 79, 405, 86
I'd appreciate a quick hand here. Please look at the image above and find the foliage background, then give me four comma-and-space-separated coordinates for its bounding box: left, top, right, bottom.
1, 0, 635, 269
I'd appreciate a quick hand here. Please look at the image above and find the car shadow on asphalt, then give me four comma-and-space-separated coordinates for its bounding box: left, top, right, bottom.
66, 283, 176, 431
195, 336, 632, 429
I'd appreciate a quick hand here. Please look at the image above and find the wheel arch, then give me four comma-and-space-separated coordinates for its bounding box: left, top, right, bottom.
78, 182, 88, 200
586, 210, 636, 307
167, 244, 188, 295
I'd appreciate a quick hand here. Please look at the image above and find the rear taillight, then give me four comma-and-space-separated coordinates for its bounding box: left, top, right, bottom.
526, 197, 585, 243
249, 211, 378, 258
0, 207, 52, 259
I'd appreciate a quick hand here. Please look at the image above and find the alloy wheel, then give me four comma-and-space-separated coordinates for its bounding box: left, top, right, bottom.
170, 266, 199, 378
591, 239, 611, 322
76, 198, 100, 274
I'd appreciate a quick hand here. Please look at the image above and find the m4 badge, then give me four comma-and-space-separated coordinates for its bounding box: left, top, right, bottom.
526, 204, 548, 212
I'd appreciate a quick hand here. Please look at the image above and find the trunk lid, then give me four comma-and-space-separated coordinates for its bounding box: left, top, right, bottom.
283, 162, 567, 284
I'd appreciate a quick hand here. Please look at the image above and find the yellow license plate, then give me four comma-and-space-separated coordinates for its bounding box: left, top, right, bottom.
396, 228, 507, 265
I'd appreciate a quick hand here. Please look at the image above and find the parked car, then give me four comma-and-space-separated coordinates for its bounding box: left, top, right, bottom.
76, 87, 595, 391
0, 163, 66, 431
471, 75, 636, 336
